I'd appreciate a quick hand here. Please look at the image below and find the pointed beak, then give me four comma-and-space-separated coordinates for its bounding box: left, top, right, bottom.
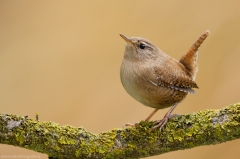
119, 34, 134, 46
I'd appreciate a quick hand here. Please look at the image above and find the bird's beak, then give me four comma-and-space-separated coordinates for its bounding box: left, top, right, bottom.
119, 34, 134, 46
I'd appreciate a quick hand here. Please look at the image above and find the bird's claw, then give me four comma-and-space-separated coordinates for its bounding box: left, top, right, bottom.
152, 117, 168, 131
152, 114, 180, 131
124, 122, 139, 128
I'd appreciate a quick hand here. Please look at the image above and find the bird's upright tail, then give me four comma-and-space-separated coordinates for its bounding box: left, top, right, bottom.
179, 30, 210, 80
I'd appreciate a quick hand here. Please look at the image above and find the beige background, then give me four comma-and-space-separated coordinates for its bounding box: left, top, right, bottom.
0, 1, 240, 159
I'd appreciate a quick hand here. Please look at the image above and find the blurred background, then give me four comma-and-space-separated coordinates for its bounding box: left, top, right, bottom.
0, 1, 240, 158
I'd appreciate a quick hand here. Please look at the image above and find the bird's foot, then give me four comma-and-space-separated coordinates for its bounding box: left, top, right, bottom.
124, 122, 139, 127
152, 114, 180, 131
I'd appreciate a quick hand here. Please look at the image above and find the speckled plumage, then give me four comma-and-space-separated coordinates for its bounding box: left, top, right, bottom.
120, 31, 209, 130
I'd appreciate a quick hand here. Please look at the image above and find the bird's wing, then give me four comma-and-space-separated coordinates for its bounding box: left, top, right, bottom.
143, 59, 198, 94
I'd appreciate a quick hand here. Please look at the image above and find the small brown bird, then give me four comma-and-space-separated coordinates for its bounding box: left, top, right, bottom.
120, 30, 210, 130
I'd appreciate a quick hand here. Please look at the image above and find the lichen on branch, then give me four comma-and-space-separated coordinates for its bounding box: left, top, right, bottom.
0, 103, 240, 158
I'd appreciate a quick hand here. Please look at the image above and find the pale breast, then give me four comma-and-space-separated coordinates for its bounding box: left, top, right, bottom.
120, 61, 143, 104
120, 60, 188, 109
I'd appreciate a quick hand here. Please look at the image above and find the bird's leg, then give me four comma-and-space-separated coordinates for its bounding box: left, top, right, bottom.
124, 108, 159, 127
152, 102, 179, 131
145, 108, 159, 121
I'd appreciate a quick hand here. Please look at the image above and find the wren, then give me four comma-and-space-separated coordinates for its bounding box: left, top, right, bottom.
120, 30, 210, 130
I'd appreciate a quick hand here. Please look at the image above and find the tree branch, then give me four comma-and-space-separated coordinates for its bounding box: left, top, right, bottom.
0, 103, 240, 158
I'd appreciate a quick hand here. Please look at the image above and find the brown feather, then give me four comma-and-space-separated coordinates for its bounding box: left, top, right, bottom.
179, 30, 210, 80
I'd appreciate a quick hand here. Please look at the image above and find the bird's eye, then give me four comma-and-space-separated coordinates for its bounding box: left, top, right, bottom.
139, 43, 145, 49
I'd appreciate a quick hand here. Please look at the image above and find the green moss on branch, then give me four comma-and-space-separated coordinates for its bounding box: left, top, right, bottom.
0, 103, 240, 158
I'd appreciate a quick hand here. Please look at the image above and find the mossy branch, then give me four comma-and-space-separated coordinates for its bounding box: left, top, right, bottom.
0, 103, 240, 158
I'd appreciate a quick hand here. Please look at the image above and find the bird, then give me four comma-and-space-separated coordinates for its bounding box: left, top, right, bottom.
119, 30, 210, 131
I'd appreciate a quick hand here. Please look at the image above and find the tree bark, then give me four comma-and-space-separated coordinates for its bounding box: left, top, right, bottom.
0, 103, 240, 158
